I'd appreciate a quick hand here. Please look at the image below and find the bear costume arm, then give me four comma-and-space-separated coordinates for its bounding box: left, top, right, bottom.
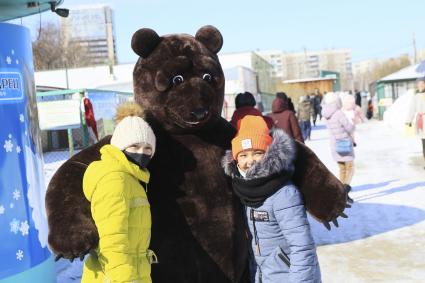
45, 136, 110, 260
292, 141, 349, 227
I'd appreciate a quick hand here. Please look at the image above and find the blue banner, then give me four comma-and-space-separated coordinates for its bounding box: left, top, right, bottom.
0, 23, 54, 282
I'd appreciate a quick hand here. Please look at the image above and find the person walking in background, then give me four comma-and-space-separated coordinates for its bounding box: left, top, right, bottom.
81, 103, 157, 283
366, 99, 374, 119
268, 96, 304, 143
312, 89, 323, 126
322, 92, 355, 203
230, 91, 273, 129
405, 76, 425, 169
297, 95, 313, 141
223, 115, 321, 283
355, 90, 362, 107
276, 92, 296, 113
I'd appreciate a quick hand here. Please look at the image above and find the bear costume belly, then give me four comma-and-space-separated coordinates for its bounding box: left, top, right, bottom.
147, 122, 248, 282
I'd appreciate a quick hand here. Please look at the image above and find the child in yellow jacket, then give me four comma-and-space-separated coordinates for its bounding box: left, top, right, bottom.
82, 103, 157, 283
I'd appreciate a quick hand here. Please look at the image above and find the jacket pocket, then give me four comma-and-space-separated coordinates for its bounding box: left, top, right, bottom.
277, 247, 291, 268
260, 246, 290, 278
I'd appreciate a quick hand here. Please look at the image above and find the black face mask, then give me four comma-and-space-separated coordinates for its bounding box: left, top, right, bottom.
123, 151, 152, 169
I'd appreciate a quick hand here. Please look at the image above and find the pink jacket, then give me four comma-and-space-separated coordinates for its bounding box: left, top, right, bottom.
322, 98, 355, 162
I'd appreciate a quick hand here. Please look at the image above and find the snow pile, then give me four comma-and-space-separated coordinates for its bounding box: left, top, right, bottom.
25, 145, 49, 248
383, 89, 413, 132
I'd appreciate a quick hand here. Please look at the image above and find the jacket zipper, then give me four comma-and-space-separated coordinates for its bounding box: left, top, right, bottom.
250, 207, 263, 283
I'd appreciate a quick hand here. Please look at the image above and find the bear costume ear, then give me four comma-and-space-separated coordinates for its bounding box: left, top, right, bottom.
131, 28, 161, 58
195, 25, 223, 54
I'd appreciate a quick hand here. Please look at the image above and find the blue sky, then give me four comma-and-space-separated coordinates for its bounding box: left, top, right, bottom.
15, 0, 425, 64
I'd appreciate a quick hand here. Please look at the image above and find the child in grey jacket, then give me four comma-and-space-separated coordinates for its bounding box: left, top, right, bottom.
223, 115, 321, 283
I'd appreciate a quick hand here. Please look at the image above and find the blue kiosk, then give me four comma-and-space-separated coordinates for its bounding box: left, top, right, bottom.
0, 2, 65, 281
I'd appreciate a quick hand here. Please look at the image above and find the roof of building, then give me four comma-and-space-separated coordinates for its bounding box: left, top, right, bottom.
283, 76, 336, 84
379, 60, 425, 82
0, 0, 63, 22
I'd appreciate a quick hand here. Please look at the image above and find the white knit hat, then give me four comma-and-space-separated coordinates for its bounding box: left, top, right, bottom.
110, 116, 156, 155
323, 92, 340, 104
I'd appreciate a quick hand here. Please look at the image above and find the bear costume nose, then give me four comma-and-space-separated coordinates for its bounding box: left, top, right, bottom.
190, 108, 209, 120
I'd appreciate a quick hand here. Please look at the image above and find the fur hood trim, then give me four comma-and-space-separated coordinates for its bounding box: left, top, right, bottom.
222, 128, 296, 180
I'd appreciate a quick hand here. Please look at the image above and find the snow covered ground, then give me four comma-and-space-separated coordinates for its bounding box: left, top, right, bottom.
44, 119, 425, 283
306, 119, 425, 283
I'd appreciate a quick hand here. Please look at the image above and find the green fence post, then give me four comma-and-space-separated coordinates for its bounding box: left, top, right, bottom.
67, 128, 74, 157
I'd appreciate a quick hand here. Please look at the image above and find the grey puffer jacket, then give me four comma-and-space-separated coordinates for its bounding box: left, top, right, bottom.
223, 129, 321, 283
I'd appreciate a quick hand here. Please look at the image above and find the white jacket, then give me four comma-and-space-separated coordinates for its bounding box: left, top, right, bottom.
405, 90, 425, 138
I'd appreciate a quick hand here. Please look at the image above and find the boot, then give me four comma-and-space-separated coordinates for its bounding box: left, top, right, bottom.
344, 184, 354, 204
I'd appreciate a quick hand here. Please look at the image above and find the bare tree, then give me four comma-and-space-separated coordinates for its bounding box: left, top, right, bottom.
354, 54, 412, 90
32, 22, 89, 71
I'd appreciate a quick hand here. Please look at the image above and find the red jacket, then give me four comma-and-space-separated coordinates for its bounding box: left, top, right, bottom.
230, 106, 273, 129
267, 98, 304, 143
83, 97, 99, 141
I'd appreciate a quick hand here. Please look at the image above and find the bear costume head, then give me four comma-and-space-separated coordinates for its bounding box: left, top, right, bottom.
131, 26, 225, 134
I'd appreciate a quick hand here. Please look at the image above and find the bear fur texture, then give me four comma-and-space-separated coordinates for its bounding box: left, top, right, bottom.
45, 26, 348, 283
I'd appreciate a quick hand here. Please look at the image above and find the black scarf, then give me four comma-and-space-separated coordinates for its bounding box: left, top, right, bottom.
231, 163, 291, 208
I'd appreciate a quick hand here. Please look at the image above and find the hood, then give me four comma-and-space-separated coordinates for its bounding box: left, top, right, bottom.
222, 128, 296, 180
322, 99, 342, 119
341, 94, 356, 111
83, 145, 150, 201
271, 98, 289, 113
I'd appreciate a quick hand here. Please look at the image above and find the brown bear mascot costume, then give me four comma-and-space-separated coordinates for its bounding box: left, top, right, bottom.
45, 26, 348, 283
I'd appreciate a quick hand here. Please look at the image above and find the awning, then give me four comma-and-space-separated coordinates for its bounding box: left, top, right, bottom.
0, 0, 63, 22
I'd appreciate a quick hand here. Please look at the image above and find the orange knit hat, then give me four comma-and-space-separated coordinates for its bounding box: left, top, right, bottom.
231, 115, 273, 160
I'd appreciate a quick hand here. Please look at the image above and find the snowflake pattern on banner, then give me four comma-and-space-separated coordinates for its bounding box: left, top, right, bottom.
10, 218, 20, 234
4, 49, 21, 66
19, 221, 29, 236
13, 189, 21, 200
19, 114, 24, 123
4, 138, 13, 152
16, 250, 24, 261
3, 133, 24, 154
10, 203, 14, 209
0, 205, 5, 214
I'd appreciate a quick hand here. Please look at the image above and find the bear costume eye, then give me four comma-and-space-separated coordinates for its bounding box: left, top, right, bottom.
172, 75, 184, 86
202, 73, 212, 82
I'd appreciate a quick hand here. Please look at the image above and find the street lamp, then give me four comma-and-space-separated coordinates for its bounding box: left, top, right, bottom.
49, 1, 69, 18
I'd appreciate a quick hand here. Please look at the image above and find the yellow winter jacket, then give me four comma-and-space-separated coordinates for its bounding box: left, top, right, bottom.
81, 145, 156, 283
